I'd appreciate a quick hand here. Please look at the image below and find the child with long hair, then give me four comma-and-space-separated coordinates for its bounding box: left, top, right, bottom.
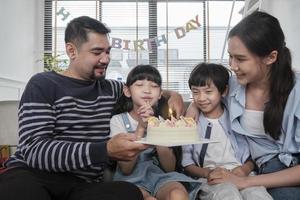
110, 64, 200, 200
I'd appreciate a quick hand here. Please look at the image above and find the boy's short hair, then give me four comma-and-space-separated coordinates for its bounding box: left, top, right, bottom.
189, 63, 231, 94
65, 16, 111, 48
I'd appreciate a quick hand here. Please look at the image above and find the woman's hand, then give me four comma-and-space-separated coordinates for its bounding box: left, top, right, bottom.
231, 166, 250, 177
207, 167, 247, 189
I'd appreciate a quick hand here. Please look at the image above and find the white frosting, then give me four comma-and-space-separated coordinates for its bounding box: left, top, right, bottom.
146, 126, 199, 143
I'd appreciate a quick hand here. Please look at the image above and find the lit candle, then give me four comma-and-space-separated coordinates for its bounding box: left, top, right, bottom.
168, 108, 173, 118
168, 108, 176, 120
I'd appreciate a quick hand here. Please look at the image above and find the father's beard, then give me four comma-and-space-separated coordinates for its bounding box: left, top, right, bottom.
92, 66, 107, 81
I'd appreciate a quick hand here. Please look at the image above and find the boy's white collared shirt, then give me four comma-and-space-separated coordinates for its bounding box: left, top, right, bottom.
204, 118, 241, 170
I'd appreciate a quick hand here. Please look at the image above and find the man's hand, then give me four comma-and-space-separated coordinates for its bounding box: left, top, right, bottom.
185, 101, 199, 120
165, 91, 185, 118
107, 133, 149, 161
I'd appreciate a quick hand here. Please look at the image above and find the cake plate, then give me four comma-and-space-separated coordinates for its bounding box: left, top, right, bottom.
134, 138, 220, 147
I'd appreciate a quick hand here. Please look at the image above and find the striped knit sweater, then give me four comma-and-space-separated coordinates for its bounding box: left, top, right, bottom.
5, 71, 123, 182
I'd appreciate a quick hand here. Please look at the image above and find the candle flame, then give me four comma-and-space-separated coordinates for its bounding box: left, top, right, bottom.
169, 108, 173, 117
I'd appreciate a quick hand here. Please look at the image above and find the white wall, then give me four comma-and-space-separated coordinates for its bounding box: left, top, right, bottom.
245, 0, 300, 71
0, 101, 19, 145
260, 0, 300, 71
0, 0, 44, 101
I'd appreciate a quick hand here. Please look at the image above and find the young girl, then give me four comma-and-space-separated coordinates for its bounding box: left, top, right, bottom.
183, 63, 272, 200
110, 64, 201, 200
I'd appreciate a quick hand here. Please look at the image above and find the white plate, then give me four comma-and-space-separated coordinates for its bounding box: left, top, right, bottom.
134, 138, 220, 147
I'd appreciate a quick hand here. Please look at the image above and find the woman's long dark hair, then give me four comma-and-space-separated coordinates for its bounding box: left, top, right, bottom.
229, 11, 295, 140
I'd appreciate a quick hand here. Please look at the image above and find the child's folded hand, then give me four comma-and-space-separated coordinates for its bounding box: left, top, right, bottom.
137, 102, 154, 123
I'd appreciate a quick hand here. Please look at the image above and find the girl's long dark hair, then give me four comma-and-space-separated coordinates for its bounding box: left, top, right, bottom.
113, 64, 162, 115
113, 64, 183, 171
229, 11, 295, 140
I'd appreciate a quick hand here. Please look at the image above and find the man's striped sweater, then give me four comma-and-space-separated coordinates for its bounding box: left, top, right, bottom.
5, 71, 123, 182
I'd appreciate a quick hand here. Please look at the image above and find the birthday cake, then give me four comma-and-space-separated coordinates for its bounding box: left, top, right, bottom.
146, 116, 199, 143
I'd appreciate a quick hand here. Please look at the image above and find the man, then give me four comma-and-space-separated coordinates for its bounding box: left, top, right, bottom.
0, 16, 184, 200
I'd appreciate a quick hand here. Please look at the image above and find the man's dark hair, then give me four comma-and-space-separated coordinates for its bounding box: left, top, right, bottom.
65, 16, 111, 47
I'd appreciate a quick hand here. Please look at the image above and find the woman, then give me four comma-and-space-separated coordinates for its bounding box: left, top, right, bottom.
189, 11, 300, 200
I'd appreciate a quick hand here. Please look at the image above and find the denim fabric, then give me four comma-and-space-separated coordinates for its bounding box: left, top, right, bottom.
112, 113, 202, 200
228, 73, 300, 167
259, 156, 300, 200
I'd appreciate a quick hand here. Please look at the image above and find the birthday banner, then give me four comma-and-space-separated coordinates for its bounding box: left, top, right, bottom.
111, 15, 201, 51
57, 7, 201, 51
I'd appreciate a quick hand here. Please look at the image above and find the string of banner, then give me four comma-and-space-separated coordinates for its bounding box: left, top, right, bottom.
56, 7, 201, 52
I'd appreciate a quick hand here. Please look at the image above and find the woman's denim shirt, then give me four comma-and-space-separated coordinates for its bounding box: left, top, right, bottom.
228, 73, 300, 167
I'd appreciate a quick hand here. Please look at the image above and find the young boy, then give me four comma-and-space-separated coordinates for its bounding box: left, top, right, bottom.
182, 63, 272, 200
